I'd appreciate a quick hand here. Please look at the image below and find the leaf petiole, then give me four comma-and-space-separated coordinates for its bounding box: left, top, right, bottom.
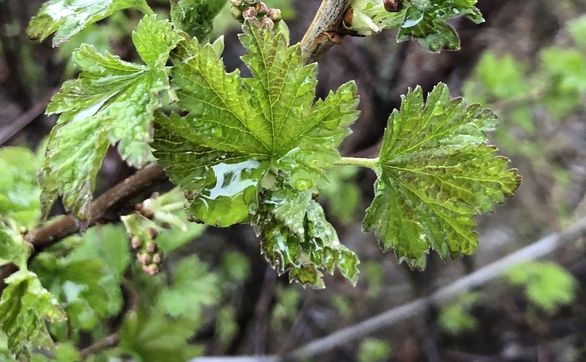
334, 157, 379, 170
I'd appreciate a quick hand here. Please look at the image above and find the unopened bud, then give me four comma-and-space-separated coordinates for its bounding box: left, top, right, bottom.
148, 227, 159, 239
146, 241, 157, 253
137, 252, 151, 265
384, 0, 403, 12
230, 0, 242, 6
152, 253, 162, 264
255, 2, 268, 15
267, 8, 281, 22
143, 264, 159, 275
131, 236, 142, 249
242, 7, 257, 20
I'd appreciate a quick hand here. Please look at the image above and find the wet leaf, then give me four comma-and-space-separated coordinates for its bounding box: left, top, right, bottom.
28, 0, 152, 47
254, 184, 359, 287
170, 0, 226, 40
0, 270, 65, 360
40, 15, 180, 219
359, 0, 484, 52
153, 24, 359, 227
364, 83, 520, 269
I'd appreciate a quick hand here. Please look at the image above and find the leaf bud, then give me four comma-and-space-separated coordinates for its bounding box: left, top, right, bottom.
384, 0, 403, 12
267, 8, 282, 22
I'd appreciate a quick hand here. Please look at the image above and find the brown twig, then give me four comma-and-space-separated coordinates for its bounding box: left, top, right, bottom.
0, 90, 56, 145
0, 165, 167, 295
300, 0, 350, 64
79, 332, 120, 359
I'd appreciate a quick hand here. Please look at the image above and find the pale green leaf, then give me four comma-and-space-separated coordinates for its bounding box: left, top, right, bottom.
41, 15, 180, 219
154, 24, 359, 226
507, 262, 577, 313
28, 0, 152, 47
157, 256, 219, 319
118, 311, 202, 361
0, 223, 30, 269
364, 83, 520, 269
0, 270, 65, 359
0, 147, 41, 228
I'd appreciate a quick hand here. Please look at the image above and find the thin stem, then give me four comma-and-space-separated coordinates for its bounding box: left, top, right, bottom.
334, 156, 379, 170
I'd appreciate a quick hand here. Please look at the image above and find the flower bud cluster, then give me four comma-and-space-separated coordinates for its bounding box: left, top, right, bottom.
230, 0, 282, 30
130, 226, 163, 275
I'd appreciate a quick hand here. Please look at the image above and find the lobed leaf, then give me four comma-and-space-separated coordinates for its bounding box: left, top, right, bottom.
154, 24, 359, 227
254, 185, 360, 287
40, 15, 180, 219
153, 23, 360, 286
359, 0, 484, 52
28, 0, 152, 47
0, 270, 65, 359
364, 83, 520, 269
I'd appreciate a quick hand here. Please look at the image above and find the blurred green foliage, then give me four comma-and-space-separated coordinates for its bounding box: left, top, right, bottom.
439, 292, 481, 335
358, 337, 392, 362
506, 261, 578, 313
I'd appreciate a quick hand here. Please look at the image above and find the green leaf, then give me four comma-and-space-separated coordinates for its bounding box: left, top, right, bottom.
119, 309, 202, 361
360, 0, 484, 52
507, 262, 577, 313
0, 221, 30, 270
0, 223, 30, 270
0, 147, 41, 228
364, 83, 520, 269
41, 15, 181, 219
33, 253, 113, 331
170, 0, 226, 40
28, 0, 152, 47
157, 256, 219, 319
438, 292, 481, 335
154, 24, 359, 226
254, 184, 359, 287
0, 270, 65, 359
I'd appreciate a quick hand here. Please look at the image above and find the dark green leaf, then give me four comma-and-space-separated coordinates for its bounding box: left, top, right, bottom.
170, 0, 226, 40
154, 24, 359, 226
360, 0, 484, 52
